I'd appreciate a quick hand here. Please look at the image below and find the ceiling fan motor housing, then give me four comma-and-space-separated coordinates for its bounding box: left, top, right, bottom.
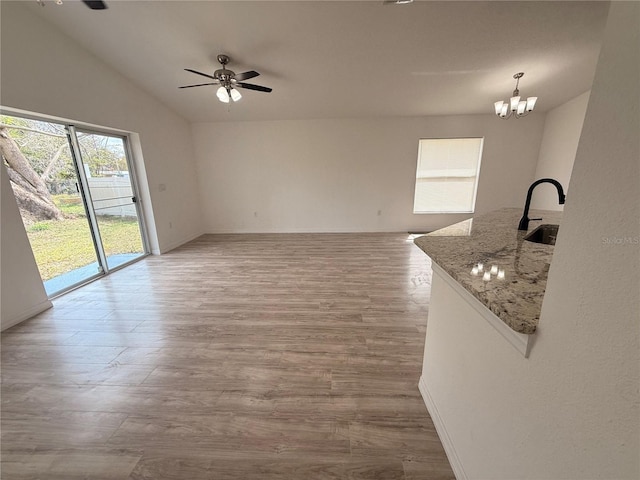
215, 55, 235, 86
214, 69, 235, 81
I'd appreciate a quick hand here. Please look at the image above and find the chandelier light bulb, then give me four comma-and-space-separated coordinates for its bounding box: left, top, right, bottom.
509, 96, 521, 111
494, 72, 537, 119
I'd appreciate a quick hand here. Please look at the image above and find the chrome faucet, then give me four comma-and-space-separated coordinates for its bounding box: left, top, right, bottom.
518, 178, 566, 231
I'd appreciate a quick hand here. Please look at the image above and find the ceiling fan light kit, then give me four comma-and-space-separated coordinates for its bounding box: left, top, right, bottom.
215, 86, 242, 104
180, 54, 272, 105
494, 72, 537, 119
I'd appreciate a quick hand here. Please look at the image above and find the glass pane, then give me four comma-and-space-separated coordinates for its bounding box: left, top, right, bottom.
414, 178, 476, 213
1, 115, 102, 295
76, 131, 145, 270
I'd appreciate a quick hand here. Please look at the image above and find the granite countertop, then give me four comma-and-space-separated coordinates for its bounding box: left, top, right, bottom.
414, 208, 562, 335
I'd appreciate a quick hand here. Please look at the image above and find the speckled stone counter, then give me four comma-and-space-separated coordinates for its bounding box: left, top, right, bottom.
414, 208, 562, 334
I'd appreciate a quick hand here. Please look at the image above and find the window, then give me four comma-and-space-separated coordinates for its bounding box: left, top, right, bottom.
413, 137, 484, 214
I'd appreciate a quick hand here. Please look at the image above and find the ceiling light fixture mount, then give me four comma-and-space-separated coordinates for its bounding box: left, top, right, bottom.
494, 72, 537, 119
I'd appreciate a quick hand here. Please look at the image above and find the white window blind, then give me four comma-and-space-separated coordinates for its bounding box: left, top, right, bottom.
413, 137, 484, 213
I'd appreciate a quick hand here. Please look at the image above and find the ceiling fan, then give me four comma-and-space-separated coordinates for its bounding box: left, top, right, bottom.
179, 54, 272, 103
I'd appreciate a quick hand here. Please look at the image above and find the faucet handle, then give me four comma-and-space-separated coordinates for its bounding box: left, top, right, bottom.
530, 217, 543, 221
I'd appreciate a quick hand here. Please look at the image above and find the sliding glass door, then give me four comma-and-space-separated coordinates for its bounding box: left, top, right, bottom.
74, 128, 146, 270
1, 114, 148, 296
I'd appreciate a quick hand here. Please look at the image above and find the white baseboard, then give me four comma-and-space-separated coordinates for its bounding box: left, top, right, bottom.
419, 375, 468, 480
1, 299, 53, 331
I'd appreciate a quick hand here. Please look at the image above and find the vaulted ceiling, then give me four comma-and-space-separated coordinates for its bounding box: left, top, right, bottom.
25, 0, 609, 122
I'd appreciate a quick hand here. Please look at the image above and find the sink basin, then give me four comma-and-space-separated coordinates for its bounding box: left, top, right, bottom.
525, 224, 559, 245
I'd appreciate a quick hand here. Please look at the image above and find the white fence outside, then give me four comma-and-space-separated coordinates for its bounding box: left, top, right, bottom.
88, 177, 137, 217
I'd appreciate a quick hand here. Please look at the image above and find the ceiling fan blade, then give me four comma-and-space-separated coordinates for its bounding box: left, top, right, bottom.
236, 82, 272, 93
179, 82, 219, 89
184, 68, 217, 81
82, 0, 108, 10
234, 70, 260, 82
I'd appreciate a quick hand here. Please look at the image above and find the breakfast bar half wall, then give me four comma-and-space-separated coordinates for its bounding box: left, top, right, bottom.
414, 208, 562, 479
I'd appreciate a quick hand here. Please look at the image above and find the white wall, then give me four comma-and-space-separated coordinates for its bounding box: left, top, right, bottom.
1, 165, 53, 330
538, 0, 639, 475
421, 2, 639, 478
530, 91, 590, 210
193, 115, 544, 233
0, 3, 203, 329
0, 2, 202, 254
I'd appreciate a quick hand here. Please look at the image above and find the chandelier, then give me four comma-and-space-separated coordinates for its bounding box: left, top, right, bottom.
494, 72, 537, 119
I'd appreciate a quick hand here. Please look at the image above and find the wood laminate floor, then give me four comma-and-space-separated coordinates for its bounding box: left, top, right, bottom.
1, 233, 453, 480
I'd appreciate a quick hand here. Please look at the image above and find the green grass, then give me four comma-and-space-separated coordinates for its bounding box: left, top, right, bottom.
29, 222, 51, 232
26, 195, 144, 281
55, 193, 86, 216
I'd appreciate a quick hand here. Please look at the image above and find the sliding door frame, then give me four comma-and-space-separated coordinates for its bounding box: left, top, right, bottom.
2, 107, 151, 297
